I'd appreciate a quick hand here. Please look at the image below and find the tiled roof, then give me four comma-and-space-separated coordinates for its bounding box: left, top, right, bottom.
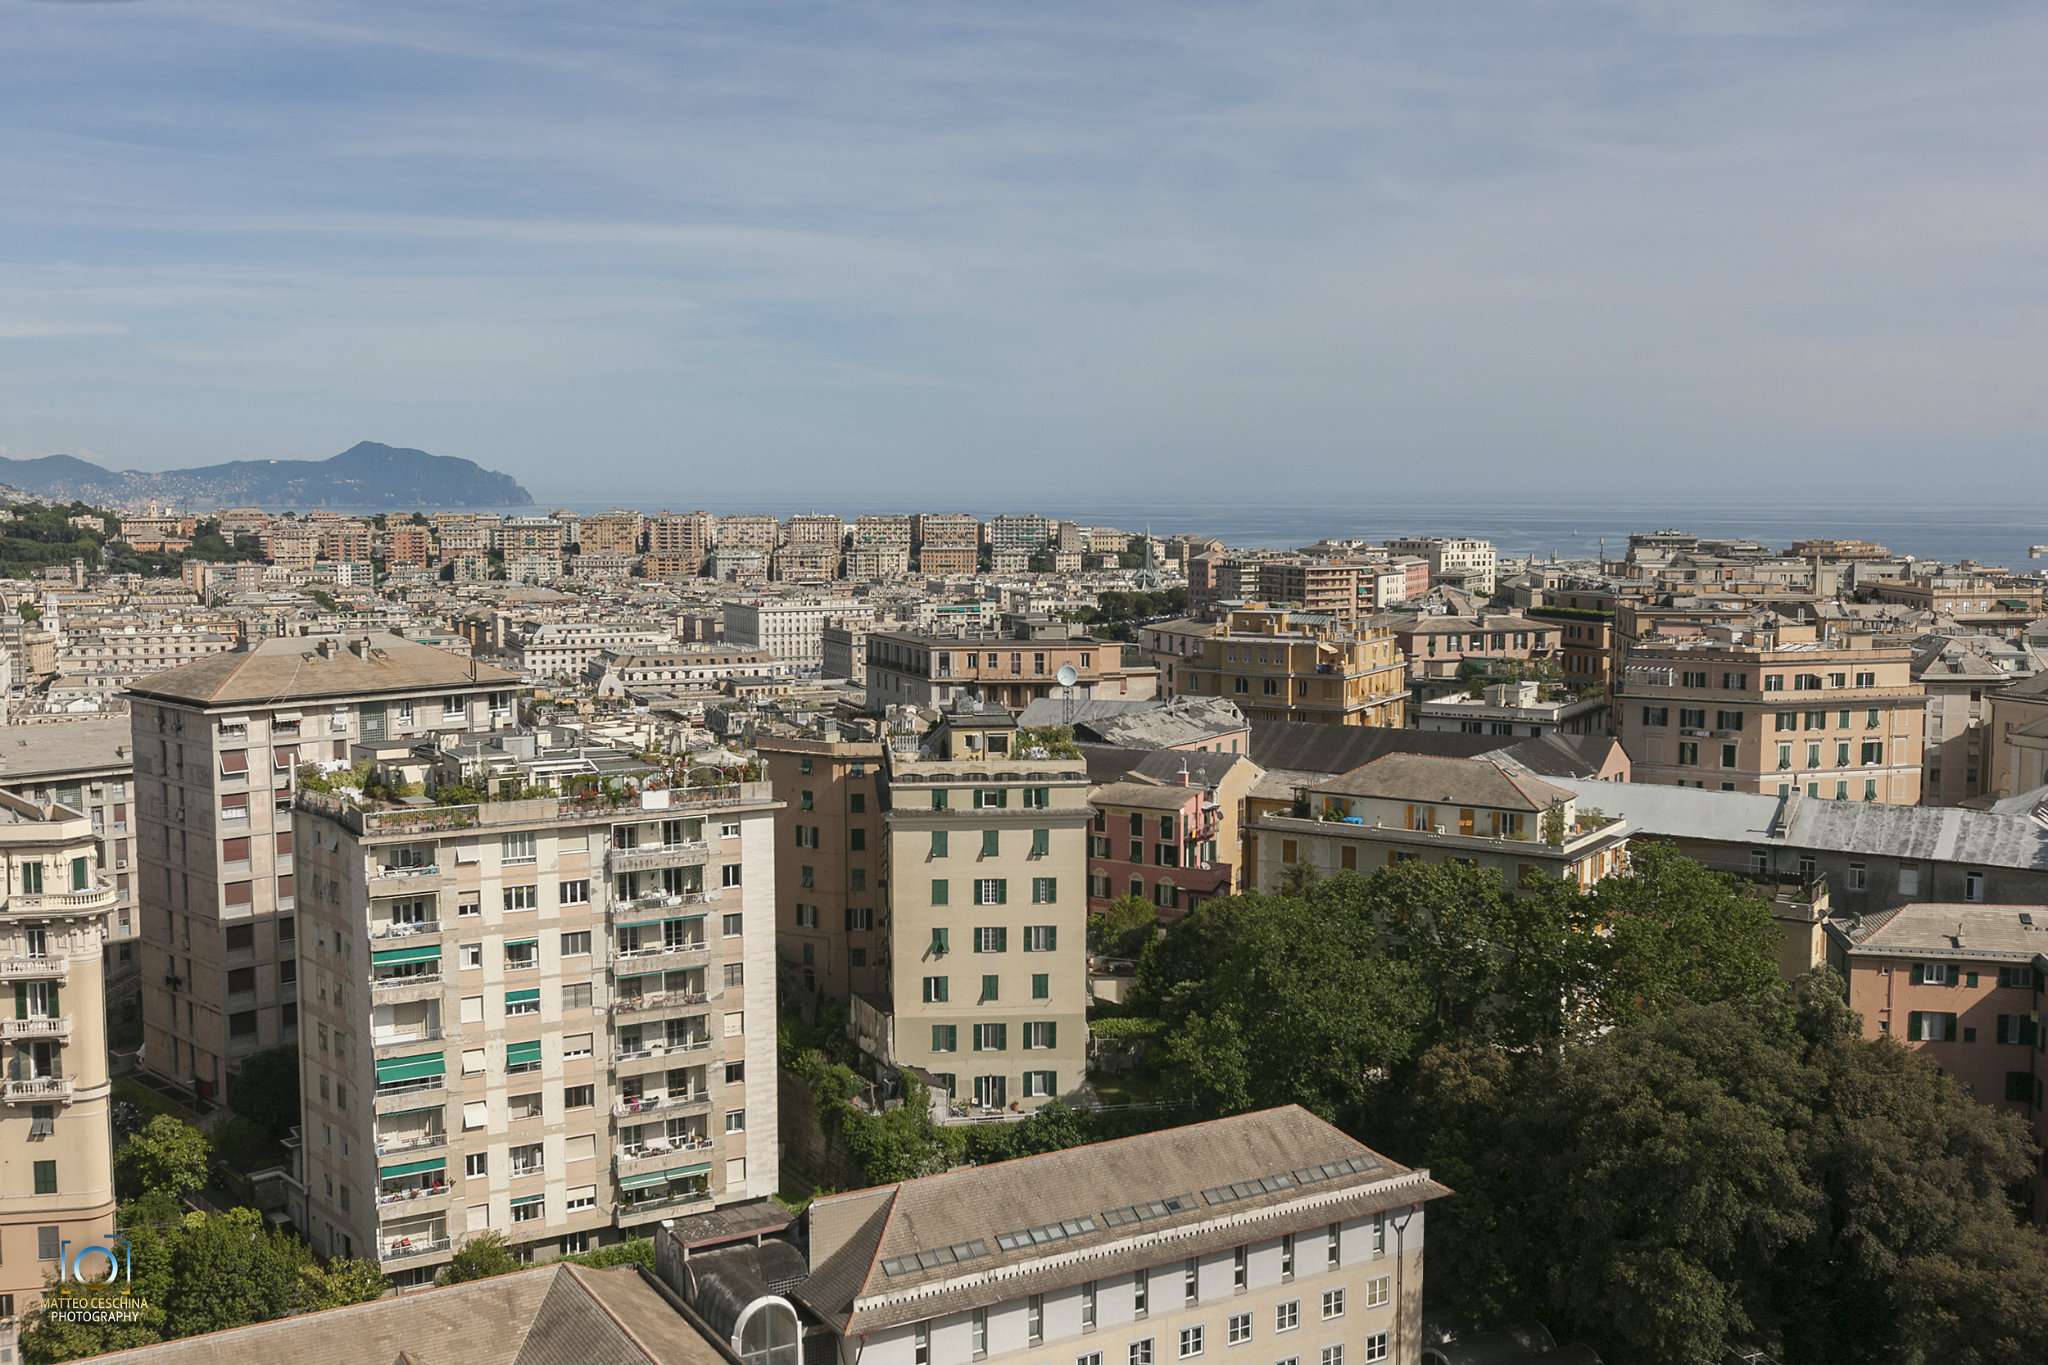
800, 1106, 1447, 1336
127, 633, 522, 706
1314, 752, 1574, 812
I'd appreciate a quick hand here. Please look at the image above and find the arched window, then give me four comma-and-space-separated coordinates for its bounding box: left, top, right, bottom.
733, 1296, 801, 1365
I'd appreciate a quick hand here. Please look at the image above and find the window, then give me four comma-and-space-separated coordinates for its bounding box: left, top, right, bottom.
560, 930, 591, 957
503, 885, 537, 913
559, 880, 589, 905
1024, 1021, 1057, 1050
466, 1153, 488, 1177
922, 976, 949, 1004
913, 1324, 931, 1365
1178, 1325, 1203, 1359
1322, 1287, 1345, 1320
1082, 1280, 1097, 1330
1322, 1349, 1345, 1365
1364, 1333, 1389, 1363
972, 1307, 988, 1359
1024, 925, 1057, 952
1227, 1313, 1251, 1346
1184, 1256, 1199, 1305
931, 1025, 958, 1053
33, 1160, 57, 1195
1027, 1294, 1044, 1345
722, 863, 742, 888
502, 832, 536, 864
1032, 972, 1051, 1001
1846, 863, 1867, 892
1906, 1011, 1958, 1042
1276, 1300, 1299, 1332
1130, 1343, 1154, 1365
1134, 1268, 1149, 1317
459, 943, 483, 970
1965, 870, 1984, 902
1031, 827, 1051, 857
931, 830, 949, 858
1032, 876, 1058, 904
974, 878, 1007, 905
973, 926, 1008, 953
931, 879, 949, 907
725, 1109, 747, 1133
562, 982, 592, 1011
1366, 1275, 1390, 1308
973, 1022, 1007, 1051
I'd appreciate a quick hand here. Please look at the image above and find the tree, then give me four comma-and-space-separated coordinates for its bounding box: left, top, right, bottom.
1139, 891, 1429, 1122
230, 1046, 302, 1137
437, 1231, 520, 1285
116, 1115, 210, 1201
299, 1256, 389, 1309
1087, 894, 1156, 959
1584, 842, 1784, 1030
158, 1208, 310, 1338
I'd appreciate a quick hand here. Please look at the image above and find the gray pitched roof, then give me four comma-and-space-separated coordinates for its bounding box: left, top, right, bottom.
1314, 752, 1574, 812
127, 633, 521, 707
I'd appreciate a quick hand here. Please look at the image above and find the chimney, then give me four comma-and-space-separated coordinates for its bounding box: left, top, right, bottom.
317, 638, 336, 660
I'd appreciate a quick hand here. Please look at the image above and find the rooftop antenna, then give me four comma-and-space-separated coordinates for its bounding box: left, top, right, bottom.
1055, 662, 1079, 726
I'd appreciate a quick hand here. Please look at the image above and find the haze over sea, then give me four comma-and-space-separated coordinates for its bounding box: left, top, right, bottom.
471, 497, 2047, 572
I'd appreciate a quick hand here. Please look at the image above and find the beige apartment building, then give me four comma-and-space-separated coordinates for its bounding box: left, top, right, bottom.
1828, 903, 2048, 1221
647, 511, 714, 571
1166, 608, 1408, 728
799, 1105, 1447, 1365
1251, 753, 1631, 892
756, 723, 891, 1005
852, 708, 1090, 1117
1913, 635, 2040, 806
575, 512, 644, 557
0, 795, 118, 1360
1616, 623, 1925, 802
0, 721, 141, 999
293, 758, 781, 1284
127, 635, 523, 1106
864, 617, 1150, 713
1987, 671, 2048, 802
912, 513, 979, 576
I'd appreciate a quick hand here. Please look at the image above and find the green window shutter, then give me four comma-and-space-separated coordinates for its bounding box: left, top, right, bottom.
1032, 973, 1049, 1000
374, 1053, 446, 1084
1045, 1022, 1057, 1049
982, 974, 999, 1001
71, 858, 87, 891
13, 985, 24, 1020
1906, 1013, 1922, 1041
932, 789, 947, 810
504, 988, 541, 1005
48, 984, 58, 1016
982, 830, 1000, 857
931, 831, 948, 857
1031, 828, 1049, 857
2024, 1018, 2040, 1046
1910, 963, 1923, 984
505, 1040, 543, 1067
931, 879, 949, 907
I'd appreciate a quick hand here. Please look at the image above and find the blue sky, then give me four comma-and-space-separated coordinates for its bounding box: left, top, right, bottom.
2, 1, 2043, 503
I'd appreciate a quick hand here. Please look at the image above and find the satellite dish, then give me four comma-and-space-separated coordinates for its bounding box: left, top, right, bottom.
1055, 664, 1079, 688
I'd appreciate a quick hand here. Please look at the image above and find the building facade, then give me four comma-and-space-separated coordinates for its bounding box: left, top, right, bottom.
1168, 609, 1407, 728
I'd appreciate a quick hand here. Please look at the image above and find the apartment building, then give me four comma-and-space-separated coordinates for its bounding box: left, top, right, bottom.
263, 524, 321, 571
318, 521, 375, 565
846, 517, 913, 581
853, 707, 1090, 1117
865, 617, 1148, 713
646, 512, 714, 573
1169, 609, 1407, 728
127, 634, 523, 1106
1616, 622, 1925, 802
797, 1105, 1446, 1365
726, 598, 876, 668
0, 795, 118, 1363
382, 525, 434, 568
1827, 902, 2048, 1219
1519, 583, 1616, 689
588, 648, 785, 699
1251, 753, 1630, 891
984, 514, 1056, 552
60, 623, 238, 687
784, 514, 844, 548
1387, 612, 1561, 686
509, 623, 673, 680
1987, 671, 2048, 802
1384, 537, 1497, 596
716, 515, 780, 554
1913, 635, 2041, 806
1086, 779, 1229, 917
293, 757, 780, 1282
576, 512, 644, 557
820, 625, 868, 684
1412, 681, 1606, 739
771, 543, 843, 583
0, 720, 141, 990
912, 514, 980, 577
756, 723, 890, 1005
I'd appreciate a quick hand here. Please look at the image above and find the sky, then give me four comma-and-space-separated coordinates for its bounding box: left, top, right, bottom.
1, 1, 2044, 505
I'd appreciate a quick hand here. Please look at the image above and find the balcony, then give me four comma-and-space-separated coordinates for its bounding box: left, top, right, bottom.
377, 1232, 451, 1263
0, 1016, 71, 1042
369, 920, 443, 943
614, 1135, 715, 1179
369, 970, 443, 1002
373, 1129, 448, 1158
372, 1024, 448, 1049
608, 940, 709, 975
370, 862, 443, 887
606, 841, 712, 877
3, 1077, 73, 1104
376, 1181, 454, 1219
612, 1088, 711, 1119
5, 881, 118, 919
0, 957, 67, 982
611, 1036, 712, 1070
606, 889, 717, 919
610, 986, 712, 1018
614, 1184, 713, 1222
373, 1077, 446, 1111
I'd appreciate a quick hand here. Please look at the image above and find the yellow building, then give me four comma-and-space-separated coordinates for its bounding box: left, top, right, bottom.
0, 795, 117, 1357
1165, 608, 1407, 727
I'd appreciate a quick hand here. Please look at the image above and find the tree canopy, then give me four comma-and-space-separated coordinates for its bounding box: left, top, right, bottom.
115, 1115, 210, 1202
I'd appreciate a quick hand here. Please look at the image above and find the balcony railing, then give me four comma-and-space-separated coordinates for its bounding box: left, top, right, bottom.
370, 970, 443, 995
606, 842, 712, 876
3, 1077, 74, 1103
614, 1187, 712, 1219
614, 1136, 714, 1175
372, 1024, 447, 1048
606, 889, 715, 917
376, 1181, 453, 1213
373, 1077, 446, 1109
611, 1036, 712, 1065
610, 987, 710, 1017
608, 941, 708, 974
6, 883, 117, 917
0, 1016, 70, 1041
373, 1130, 447, 1157
377, 1234, 451, 1262
612, 1089, 710, 1119
0, 957, 67, 982
369, 920, 442, 941
371, 863, 442, 884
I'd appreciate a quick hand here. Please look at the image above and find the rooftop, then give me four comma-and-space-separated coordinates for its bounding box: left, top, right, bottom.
128, 632, 521, 707
0, 717, 133, 780
1313, 752, 1578, 813
1835, 902, 2048, 963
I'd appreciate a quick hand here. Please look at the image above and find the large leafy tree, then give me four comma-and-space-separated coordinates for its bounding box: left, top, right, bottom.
115, 1115, 210, 1201
437, 1231, 520, 1286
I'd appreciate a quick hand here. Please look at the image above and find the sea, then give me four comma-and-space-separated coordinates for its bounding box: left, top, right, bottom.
422, 497, 2048, 572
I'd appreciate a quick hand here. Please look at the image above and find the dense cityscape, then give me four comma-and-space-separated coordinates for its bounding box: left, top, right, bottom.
0, 495, 2038, 1365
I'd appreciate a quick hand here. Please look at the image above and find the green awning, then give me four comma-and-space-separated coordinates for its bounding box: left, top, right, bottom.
617, 1170, 669, 1190
379, 1156, 446, 1179
667, 1162, 712, 1178
510, 1193, 544, 1207
616, 919, 665, 931
372, 944, 442, 966
505, 988, 541, 1004
505, 937, 538, 949
614, 965, 664, 979
375, 1053, 445, 1084
505, 1040, 542, 1067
